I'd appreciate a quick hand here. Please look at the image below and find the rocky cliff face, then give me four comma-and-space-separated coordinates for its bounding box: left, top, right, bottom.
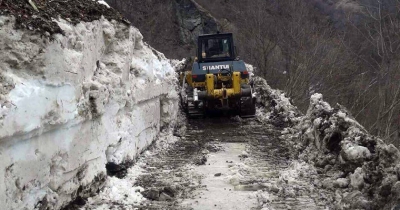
105, 0, 219, 59
174, 0, 219, 46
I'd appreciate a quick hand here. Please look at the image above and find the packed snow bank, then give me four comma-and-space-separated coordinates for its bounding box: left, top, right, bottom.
254, 76, 400, 209
0, 15, 180, 209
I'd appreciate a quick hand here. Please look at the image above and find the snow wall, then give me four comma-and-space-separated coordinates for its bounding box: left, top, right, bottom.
0, 16, 179, 209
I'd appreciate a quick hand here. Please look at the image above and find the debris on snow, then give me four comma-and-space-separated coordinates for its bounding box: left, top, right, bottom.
0, 0, 127, 35
0, 8, 179, 209
252, 76, 301, 127
239, 151, 249, 159
85, 164, 146, 206
254, 76, 400, 209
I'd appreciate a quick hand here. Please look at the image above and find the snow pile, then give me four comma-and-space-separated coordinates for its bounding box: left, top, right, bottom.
0, 15, 180, 209
97, 1, 110, 8
245, 63, 255, 77
85, 164, 146, 209
281, 93, 400, 209
256, 160, 333, 210
254, 76, 400, 209
252, 76, 301, 126
84, 131, 183, 209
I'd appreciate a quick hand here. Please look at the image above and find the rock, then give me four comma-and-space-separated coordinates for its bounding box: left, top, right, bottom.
350, 167, 365, 190
162, 186, 176, 198
174, 0, 219, 45
105, 162, 130, 178
231, 115, 243, 122
141, 186, 176, 201
392, 204, 400, 210
341, 143, 371, 164
379, 175, 398, 197
270, 185, 280, 193
315, 158, 330, 168
322, 178, 334, 189
333, 178, 349, 188
378, 144, 400, 167
141, 189, 159, 200
342, 191, 372, 210
201, 149, 209, 154
239, 151, 249, 159
391, 181, 400, 197
159, 192, 173, 201
194, 155, 207, 165
324, 164, 333, 172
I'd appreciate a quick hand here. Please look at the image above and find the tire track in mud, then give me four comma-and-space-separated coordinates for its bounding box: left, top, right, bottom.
83, 117, 334, 210
180, 120, 333, 210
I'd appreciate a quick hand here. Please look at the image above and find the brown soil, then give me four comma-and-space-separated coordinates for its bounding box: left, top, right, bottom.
0, 0, 128, 35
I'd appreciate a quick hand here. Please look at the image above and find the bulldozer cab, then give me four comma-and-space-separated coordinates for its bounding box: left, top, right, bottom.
198, 33, 235, 63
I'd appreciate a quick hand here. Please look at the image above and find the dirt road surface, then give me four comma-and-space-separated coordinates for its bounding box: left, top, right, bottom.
82, 117, 334, 210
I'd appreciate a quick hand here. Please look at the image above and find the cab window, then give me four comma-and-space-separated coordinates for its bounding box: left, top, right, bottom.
201, 38, 231, 59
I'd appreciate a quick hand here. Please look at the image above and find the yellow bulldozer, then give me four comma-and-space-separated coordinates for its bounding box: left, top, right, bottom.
180, 33, 256, 118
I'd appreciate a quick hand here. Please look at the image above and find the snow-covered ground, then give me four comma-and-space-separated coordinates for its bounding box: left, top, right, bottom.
0, 15, 181, 209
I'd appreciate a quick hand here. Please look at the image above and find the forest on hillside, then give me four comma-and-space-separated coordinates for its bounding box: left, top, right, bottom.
196, 0, 400, 147
110, 0, 400, 146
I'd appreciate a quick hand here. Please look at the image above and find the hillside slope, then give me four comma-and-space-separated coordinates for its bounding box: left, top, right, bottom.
105, 0, 220, 59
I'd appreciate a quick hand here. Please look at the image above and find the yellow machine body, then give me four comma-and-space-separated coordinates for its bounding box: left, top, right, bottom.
205, 72, 241, 99
182, 71, 245, 96
179, 32, 255, 117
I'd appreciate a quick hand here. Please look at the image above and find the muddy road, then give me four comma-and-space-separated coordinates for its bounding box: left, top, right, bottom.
83, 117, 333, 210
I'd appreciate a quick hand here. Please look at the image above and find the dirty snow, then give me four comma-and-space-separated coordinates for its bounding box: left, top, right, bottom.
83, 130, 183, 209
1, 2, 399, 209
97, 0, 110, 8
85, 164, 146, 209
82, 75, 400, 210
0, 15, 180, 209
273, 89, 400, 209
252, 76, 301, 125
